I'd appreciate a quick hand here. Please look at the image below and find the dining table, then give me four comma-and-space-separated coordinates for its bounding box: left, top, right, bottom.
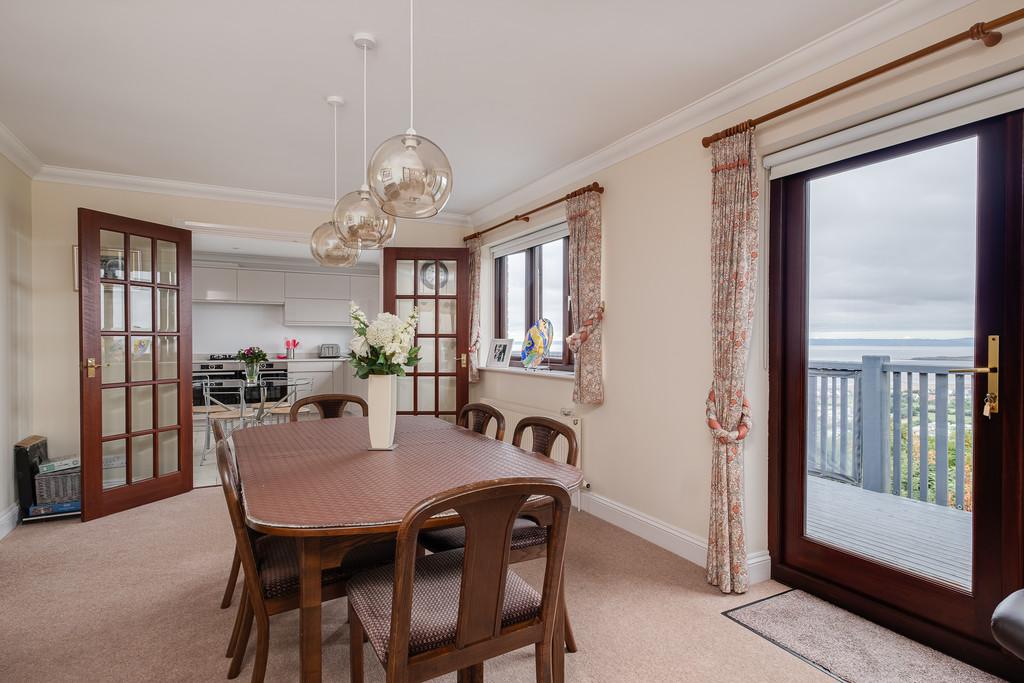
231, 414, 584, 683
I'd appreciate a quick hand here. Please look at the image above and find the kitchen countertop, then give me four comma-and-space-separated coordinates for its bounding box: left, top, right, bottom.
192, 356, 347, 363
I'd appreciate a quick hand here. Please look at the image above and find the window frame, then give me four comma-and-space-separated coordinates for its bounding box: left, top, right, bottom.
494, 235, 574, 371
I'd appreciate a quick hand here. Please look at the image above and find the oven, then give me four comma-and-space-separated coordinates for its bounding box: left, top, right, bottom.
192, 360, 290, 407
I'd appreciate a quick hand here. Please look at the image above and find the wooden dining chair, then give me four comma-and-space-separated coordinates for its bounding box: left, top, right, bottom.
419, 415, 581, 653
288, 393, 369, 421
215, 441, 393, 683
457, 402, 506, 441
346, 477, 572, 683
214, 421, 244, 611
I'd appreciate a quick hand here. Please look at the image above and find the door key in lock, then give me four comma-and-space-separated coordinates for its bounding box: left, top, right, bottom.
983, 393, 996, 418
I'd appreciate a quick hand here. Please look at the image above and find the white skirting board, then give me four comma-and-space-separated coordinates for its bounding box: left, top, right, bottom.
0, 503, 19, 542
579, 491, 771, 586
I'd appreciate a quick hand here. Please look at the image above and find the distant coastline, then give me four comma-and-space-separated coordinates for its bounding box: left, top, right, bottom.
808, 338, 973, 362
809, 338, 972, 346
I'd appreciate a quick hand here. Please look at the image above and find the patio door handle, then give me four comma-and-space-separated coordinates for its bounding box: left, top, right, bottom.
949, 335, 998, 414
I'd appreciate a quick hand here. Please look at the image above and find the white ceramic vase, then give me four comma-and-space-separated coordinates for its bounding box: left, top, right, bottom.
367, 374, 397, 449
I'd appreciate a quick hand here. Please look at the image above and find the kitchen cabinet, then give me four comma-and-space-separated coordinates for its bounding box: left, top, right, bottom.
236, 269, 284, 304
284, 298, 351, 326
349, 275, 380, 320
193, 267, 237, 301
289, 361, 335, 399
285, 272, 350, 300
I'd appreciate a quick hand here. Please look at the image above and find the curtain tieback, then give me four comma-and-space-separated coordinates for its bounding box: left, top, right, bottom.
567, 303, 604, 354
705, 389, 752, 444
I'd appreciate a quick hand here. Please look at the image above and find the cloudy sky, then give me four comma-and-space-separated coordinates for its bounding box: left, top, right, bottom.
807, 136, 977, 340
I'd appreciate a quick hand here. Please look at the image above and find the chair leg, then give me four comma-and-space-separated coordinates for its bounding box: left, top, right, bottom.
456, 663, 483, 682
251, 613, 270, 683
226, 584, 248, 657
228, 595, 253, 679
534, 641, 552, 683
221, 549, 241, 609
560, 586, 578, 653
349, 602, 364, 683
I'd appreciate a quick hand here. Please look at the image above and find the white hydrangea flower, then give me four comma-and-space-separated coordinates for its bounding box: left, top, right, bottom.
349, 334, 369, 357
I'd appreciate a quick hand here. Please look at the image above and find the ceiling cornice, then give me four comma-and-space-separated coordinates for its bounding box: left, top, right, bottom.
0, 120, 41, 177
468, 0, 974, 228
31, 164, 473, 228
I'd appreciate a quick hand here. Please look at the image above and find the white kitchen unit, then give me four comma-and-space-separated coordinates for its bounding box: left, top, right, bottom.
236, 269, 285, 304
287, 360, 335, 398
349, 275, 380, 320
285, 272, 350, 300
193, 267, 237, 301
283, 297, 351, 326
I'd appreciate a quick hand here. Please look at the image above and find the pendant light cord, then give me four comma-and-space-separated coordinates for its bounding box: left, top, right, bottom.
409, 0, 414, 131
332, 102, 338, 205
363, 44, 368, 170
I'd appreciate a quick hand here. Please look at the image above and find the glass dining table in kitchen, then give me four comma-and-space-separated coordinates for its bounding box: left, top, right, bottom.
194, 375, 313, 434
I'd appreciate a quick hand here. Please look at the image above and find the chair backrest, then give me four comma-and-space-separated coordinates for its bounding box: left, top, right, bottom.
386, 477, 571, 680
215, 441, 267, 617
512, 416, 579, 468
457, 402, 506, 441
212, 418, 228, 444
289, 393, 369, 421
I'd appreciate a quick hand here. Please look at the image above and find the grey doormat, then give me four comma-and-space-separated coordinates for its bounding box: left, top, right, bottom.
724, 589, 1002, 682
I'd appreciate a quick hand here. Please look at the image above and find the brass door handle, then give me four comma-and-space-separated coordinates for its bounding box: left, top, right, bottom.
84, 357, 98, 378
460, 353, 467, 368
950, 335, 998, 414
948, 367, 995, 374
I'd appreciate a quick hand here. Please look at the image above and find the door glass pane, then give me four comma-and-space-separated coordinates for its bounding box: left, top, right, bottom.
102, 388, 125, 437
101, 336, 126, 384
438, 300, 455, 335
439, 338, 456, 372
396, 260, 415, 295
131, 385, 153, 432
439, 260, 457, 296
439, 376, 456, 412
417, 376, 435, 412
158, 430, 179, 475
100, 230, 125, 280
102, 440, 127, 489
157, 336, 178, 379
540, 240, 564, 359
804, 137, 977, 591
101, 284, 125, 331
132, 434, 154, 482
157, 288, 177, 332
157, 384, 177, 427
418, 338, 436, 372
156, 240, 178, 285
418, 261, 436, 294
130, 286, 152, 331
396, 298, 414, 321
505, 252, 527, 355
417, 299, 435, 334
131, 336, 153, 381
397, 375, 413, 411
129, 235, 152, 282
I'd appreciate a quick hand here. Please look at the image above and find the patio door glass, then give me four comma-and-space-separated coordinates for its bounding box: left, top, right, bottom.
383, 248, 470, 421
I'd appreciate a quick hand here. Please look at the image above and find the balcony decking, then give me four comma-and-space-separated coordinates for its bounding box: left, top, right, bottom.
805, 476, 972, 590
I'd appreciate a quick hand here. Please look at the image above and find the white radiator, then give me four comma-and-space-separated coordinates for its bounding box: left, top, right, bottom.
479, 398, 584, 505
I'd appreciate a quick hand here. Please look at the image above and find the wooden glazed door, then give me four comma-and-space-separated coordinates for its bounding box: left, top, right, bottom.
383, 248, 470, 421
79, 209, 193, 520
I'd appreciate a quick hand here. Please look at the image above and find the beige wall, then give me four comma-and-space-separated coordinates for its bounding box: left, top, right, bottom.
0, 154, 32, 515
470, 0, 1024, 561
29, 181, 466, 457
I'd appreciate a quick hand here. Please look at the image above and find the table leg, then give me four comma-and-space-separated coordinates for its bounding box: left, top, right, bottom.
298, 537, 323, 683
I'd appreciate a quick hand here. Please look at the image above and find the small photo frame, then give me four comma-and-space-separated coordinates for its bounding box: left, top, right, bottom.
487, 338, 513, 368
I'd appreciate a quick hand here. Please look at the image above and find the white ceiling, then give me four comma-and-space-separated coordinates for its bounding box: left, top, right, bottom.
1, 0, 897, 216
192, 232, 380, 264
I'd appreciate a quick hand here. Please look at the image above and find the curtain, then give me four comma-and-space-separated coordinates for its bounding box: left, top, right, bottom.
467, 237, 482, 383
706, 128, 760, 594
566, 190, 604, 405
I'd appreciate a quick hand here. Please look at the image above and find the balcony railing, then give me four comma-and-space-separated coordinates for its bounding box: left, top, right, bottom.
807, 356, 973, 510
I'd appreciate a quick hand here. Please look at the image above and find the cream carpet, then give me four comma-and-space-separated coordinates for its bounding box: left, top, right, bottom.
726, 590, 1002, 683
0, 488, 829, 682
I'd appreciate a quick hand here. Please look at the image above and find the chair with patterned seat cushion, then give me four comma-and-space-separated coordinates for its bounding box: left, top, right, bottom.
457, 402, 506, 441
420, 414, 581, 654
215, 441, 393, 683
346, 477, 572, 683
288, 393, 368, 421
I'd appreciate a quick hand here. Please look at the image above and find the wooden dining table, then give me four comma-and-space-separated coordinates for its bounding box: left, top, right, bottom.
231, 414, 584, 683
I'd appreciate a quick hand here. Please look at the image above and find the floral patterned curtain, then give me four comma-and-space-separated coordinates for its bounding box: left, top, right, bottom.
706, 128, 760, 594
466, 237, 482, 383
566, 190, 604, 405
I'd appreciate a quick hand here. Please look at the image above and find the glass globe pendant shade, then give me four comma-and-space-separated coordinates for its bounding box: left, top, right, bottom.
368, 130, 452, 219
310, 221, 360, 267
332, 186, 398, 249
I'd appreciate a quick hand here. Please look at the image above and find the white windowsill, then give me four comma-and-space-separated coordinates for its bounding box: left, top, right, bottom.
478, 366, 574, 380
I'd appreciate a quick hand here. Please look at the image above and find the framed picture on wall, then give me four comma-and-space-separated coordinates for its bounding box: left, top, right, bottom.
486, 338, 513, 368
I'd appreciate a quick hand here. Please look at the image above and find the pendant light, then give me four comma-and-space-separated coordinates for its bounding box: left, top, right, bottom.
333, 33, 397, 249
311, 96, 361, 267
367, 0, 453, 219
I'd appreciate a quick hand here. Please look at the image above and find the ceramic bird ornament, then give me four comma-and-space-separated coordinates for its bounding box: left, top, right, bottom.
521, 318, 554, 369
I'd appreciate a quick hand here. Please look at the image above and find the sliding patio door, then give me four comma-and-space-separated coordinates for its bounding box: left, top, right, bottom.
769, 112, 1023, 676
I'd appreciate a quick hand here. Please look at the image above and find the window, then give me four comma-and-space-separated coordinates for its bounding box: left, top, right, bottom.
494, 228, 573, 370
